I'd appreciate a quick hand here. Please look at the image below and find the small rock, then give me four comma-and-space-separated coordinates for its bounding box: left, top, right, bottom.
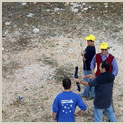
104, 3, 108, 6
65, 2, 70, 6
21, 3, 27, 6
105, 5, 108, 8
24, 23, 29, 27
41, 86, 44, 88
82, 3, 86, 5
33, 28, 40, 33
4, 31, 8, 35
13, 25, 17, 28
5, 22, 11, 25
72, 8, 78, 13
2, 47, 4, 51
89, 6, 91, 8
27, 13, 34, 18
54, 8, 60, 12
46, 9, 50, 12
83, 8, 88, 11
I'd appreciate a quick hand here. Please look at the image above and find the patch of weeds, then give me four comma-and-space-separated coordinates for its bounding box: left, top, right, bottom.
54, 65, 74, 82
40, 105, 45, 110
3, 37, 31, 52
13, 37, 31, 51
113, 28, 121, 32
2, 110, 8, 120
2, 61, 22, 77
41, 114, 52, 122
49, 44, 55, 48
41, 54, 58, 67
10, 98, 24, 107
41, 96, 49, 101
23, 87, 29, 91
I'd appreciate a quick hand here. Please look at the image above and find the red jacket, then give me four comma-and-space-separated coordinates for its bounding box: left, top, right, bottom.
96, 53, 114, 77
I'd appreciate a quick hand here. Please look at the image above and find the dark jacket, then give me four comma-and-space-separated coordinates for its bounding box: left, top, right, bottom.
88, 72, 115, 109
83, 46, 96, 70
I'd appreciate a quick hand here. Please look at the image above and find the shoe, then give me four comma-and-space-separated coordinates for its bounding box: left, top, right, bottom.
86, 97, 94, 100
78, 93, 87, 98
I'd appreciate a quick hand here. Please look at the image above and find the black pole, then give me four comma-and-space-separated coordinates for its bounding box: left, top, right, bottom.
74, 66, 81, 92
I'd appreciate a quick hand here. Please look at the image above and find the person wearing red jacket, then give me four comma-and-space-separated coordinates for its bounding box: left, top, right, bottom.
90, 42, 118, 78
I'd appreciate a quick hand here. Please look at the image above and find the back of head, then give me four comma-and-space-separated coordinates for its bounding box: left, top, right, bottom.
101, 61, 110, 72
63, 77, 71, 90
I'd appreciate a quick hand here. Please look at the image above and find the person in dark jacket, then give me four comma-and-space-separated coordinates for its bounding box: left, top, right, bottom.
74, 61, 118, 122
81, 34, 96, 99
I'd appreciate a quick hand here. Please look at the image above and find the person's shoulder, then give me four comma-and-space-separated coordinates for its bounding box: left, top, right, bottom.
107, 72, 115, 80
89, 46, 96, 51
99, 72, 115, 82
71, 91, 81, 98
86, 46, 94, 51
109, 53, 114, 58
86, 46, 89, 49
56, 92, 64, 98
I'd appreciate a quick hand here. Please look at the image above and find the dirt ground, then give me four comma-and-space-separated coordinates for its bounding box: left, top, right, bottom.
2, 2, 123, 122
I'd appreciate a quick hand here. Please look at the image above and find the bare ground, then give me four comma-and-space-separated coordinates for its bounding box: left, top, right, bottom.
2, 2, 123, 122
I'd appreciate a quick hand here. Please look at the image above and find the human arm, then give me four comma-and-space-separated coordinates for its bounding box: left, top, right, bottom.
52, 96, 59, 122
90, 55, 96, 77
82, 51, 86, 61
80, 79, 97, 87
81, 51, 86, 56
112, 58, 118, 76
86, 74, 95, 79
91, 69, 96, 78
75, 95, 87, 116
75, 110, 85, 116
52, 112, 57, 122
80, 81, 89, 86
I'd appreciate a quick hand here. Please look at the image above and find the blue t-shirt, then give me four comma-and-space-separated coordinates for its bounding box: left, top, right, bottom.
52, 91, 87, 122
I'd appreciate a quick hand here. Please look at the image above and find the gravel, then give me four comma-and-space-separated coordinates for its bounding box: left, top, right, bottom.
2, 2, 123, 122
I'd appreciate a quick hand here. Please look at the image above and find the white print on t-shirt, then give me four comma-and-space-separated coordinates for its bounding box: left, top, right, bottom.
61, 99, 74, 114
61, 99, 73, 104
70, 104, 72, 107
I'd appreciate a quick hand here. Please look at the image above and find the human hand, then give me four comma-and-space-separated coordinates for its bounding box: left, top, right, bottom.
82, 75, 86, 79
74, 78, 80, 82
81, 51, 86, 56
53, 119, 57, 122
75, 112, 79, 116
86, 74, 95, 79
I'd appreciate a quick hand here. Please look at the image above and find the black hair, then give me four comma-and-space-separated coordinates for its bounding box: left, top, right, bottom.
101, 61, 110, 72
87, 40, 93, 42
62, 77, 71, 89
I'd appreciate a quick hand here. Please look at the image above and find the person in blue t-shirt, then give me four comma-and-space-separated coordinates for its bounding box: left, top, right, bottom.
75, 61, 118, 122
52, 78, 87, 122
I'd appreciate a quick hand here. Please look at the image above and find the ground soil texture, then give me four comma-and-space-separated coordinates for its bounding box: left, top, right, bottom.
2, 2, 123, 122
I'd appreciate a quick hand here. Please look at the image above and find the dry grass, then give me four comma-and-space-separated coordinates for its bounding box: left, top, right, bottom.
2, 2, 123, 122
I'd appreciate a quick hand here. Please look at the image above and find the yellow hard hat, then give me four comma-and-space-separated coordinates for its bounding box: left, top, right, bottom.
100, 42, 109, 49
85, 34, 96, 42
